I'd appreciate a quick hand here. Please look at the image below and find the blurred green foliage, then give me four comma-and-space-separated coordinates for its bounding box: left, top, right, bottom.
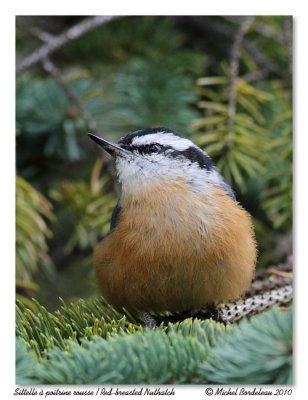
16, 71, 105, 171
50, 159, 115, 253
15, 16, 292, 310
192, 72, 272, 189
61, 17, 203, 69
16, 176, 55, 308
109, 58, 199, 132
192, 71, 292, 241
261, 81, 292, 230
16, 176, 54, 280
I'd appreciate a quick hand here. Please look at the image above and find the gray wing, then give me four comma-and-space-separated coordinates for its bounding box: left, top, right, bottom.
110, 200, 121, 230
220, 179, 236, 200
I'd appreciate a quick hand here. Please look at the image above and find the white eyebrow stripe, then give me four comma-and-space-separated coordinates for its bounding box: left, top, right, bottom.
131, 132, 196, 151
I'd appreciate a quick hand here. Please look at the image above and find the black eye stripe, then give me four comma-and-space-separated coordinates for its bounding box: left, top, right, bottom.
120, 143, 213, 171
121, 143, 168, 154
169, 147, 214, 171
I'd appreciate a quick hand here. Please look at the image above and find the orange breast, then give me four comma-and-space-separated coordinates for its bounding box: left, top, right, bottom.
94, 181, 257, 313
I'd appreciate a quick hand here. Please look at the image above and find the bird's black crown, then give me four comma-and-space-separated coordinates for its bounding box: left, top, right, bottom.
118, 127, 183, 146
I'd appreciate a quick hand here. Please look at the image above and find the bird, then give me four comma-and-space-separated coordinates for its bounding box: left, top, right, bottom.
88, 127, 257, 318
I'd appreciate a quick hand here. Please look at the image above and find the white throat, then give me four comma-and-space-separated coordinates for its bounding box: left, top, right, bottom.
116, 154, 225, 198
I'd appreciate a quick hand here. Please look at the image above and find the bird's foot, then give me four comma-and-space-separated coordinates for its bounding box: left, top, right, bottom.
196, 303, 224, 322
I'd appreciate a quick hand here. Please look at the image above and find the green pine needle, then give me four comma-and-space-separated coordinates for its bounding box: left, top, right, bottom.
199, 307, 292, 384
34, 331, 206, 384
16, 296, 141, 359
16, 338, 39, 384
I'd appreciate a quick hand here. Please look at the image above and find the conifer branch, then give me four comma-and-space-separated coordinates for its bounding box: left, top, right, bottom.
16, 308, 292, 385
200, 307, 292, 384
16, 16, 119, 75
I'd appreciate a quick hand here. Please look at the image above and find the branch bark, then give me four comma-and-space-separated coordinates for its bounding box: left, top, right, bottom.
220, 285, 292, 323
16, 16, 119, 75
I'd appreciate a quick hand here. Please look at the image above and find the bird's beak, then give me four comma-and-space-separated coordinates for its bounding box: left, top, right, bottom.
88, 133, 129, 157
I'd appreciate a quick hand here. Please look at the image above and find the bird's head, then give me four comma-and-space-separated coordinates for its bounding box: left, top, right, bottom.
88, 127, 232, 197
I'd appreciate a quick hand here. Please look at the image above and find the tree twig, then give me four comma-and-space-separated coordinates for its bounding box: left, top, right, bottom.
254, 254, 293, 280
223, 16, 284, 43
176, 17, 283, 77
41, 57, 120, 196
16, 16, 119, 75
227, 16, 255, 144
41, 57, 97, 132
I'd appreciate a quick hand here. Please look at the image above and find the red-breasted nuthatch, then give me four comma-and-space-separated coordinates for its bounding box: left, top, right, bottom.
88, 127, 257, 315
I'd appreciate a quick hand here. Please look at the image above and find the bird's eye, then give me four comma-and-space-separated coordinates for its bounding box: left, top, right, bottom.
148, 144, 161, 153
